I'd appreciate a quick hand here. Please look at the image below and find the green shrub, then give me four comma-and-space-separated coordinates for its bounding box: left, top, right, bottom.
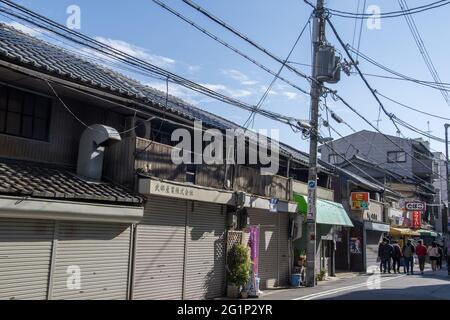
227, 244, 251, 287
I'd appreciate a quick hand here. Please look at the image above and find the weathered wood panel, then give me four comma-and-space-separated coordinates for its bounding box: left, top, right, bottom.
234, 165, 289, 200
196, 164, 227, 189
135, 138, 185, 182
103, 135, 136, 188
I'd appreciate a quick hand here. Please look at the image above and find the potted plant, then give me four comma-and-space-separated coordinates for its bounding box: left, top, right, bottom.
226, 244, 251, 299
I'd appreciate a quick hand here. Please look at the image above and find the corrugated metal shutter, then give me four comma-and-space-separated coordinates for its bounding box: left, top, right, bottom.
0, 218, 54, 300
247, 209, 279, 289
365, 230, 382, 272
185, 202, 226, 300
132, 196, 187, 300
277, 213, 290, 286
50, 221, 131, 300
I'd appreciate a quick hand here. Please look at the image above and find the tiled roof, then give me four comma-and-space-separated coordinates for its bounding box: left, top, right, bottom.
0, 159, 143, 205
0, 23, 326, 171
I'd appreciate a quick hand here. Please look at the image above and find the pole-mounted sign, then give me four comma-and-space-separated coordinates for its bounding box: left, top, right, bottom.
405, 201, 426, 212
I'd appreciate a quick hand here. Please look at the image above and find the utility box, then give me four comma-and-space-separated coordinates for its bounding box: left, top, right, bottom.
317, 45, 340, 84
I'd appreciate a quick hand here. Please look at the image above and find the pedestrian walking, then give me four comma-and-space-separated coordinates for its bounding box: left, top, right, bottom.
447, 239, 450, 276
392, 240, 402, 274
428, 242, 440, 272
402, 239, 415, 275
378, 238, 394, 274
437, 244, 444, 270
416, 240, 427, 275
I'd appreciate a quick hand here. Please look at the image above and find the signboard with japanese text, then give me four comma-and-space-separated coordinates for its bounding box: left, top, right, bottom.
412, 211, 422, 229
351, 192, 370, 210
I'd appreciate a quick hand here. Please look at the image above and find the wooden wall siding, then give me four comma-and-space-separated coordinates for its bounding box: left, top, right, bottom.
135, 137, 185, 182
103, 135, 136, 188
196, 164, 226, 189
0, 95, 124, 167
234, 165, 289, 200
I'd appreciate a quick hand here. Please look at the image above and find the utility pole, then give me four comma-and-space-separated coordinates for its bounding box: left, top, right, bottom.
306, 0, 326, 288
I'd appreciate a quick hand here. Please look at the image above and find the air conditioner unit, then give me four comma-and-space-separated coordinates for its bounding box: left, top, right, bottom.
125, 116, 151, 140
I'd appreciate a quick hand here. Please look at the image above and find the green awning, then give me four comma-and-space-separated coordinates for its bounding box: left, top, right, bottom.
418, 229, 438, 237
293, 194, 354, 227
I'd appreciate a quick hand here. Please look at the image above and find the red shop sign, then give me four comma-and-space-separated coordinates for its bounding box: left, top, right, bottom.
412, 211, 421, 230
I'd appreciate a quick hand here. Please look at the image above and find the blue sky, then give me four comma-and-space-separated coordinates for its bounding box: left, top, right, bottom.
2, 0, 450, 156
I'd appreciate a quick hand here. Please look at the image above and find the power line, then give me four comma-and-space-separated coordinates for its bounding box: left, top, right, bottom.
348, 47, 450, 92
150, 0, 312, 97
0, 1, 306, 131
328, 0, 450, 19
181, 0, 314, 83
321, 114, 436, 186
326, 17, 402, 134
397, 0, 450, 106
243, 16, 311, 129
327, 90, 447, 182
376, 91, 450, 121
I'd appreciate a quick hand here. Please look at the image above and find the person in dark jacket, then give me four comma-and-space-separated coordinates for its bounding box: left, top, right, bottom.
437, 244, 443, 270
378, 238, 394, 274
392, 240, 402, 274
402, 239, 415, 275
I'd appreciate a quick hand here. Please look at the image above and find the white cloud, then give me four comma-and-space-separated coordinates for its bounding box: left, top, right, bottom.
202, 83, 252, 98
4, 21, 42, 36
282, 92, 299, 100
94, 36, 176, 68
222, 69, 258, 86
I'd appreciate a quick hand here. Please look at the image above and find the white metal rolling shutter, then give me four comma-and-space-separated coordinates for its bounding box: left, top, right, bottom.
248, 209, 279, 289
0, 218, 54, 300
366, 230, 382, 272
50, 221, 131, 300
277, 213, 290, 286
185, 202, 226, 300
132, 196, 188, 300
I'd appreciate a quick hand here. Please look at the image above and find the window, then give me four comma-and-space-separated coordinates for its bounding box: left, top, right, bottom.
186, 164, 196, 184
328, 154, 343, 164
387, 151, 406, 163
0, 85, 51, 141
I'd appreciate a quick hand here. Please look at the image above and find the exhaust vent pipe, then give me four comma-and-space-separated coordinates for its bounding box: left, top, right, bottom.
77, 124, 121, 181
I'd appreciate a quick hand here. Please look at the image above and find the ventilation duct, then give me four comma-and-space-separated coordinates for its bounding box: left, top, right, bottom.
77, 124, 121, 181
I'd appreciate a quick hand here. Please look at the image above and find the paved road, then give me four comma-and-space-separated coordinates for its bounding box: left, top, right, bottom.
256, 268, 450, 300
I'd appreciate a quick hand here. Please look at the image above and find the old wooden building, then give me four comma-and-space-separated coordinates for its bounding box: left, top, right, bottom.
0, 23, 349, 299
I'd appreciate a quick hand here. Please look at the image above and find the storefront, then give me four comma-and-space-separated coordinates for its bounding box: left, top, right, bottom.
293, 194, 354, 277
244, 196, 297, 289
364, 221, 390, 271
0, 195, 143, 300
134, 177, 233, 300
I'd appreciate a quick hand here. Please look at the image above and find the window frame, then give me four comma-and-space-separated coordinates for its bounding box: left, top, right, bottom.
387, 151, 407, 163
0, 85, 52, 142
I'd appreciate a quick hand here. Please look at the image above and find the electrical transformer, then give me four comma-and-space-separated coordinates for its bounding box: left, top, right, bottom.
316, 45, 341, 84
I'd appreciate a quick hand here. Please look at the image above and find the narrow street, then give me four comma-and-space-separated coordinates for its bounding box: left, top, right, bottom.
255, 268, 450, 300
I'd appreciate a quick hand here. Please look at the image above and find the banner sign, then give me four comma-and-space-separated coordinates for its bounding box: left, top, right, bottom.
412, 211, 422, 229
405, 201, 426, 212
351, 192, 370, 210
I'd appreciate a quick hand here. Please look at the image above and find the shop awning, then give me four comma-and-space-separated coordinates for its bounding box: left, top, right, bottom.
294, 194, 353, 227
390, 227, 420, 237
418, 229, 438, 237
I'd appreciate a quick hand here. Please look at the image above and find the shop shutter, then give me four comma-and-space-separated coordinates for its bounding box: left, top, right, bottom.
247, 209, 279, 289
132, 196, 188, 300
185, 202, 226, 300
365, 230, 383, 272
50, 221, 131, 300
0, 218, 54, 300
277, 213, 290, 286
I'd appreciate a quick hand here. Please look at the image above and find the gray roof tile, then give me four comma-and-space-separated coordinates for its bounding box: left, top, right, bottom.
0, 159, 143, 205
